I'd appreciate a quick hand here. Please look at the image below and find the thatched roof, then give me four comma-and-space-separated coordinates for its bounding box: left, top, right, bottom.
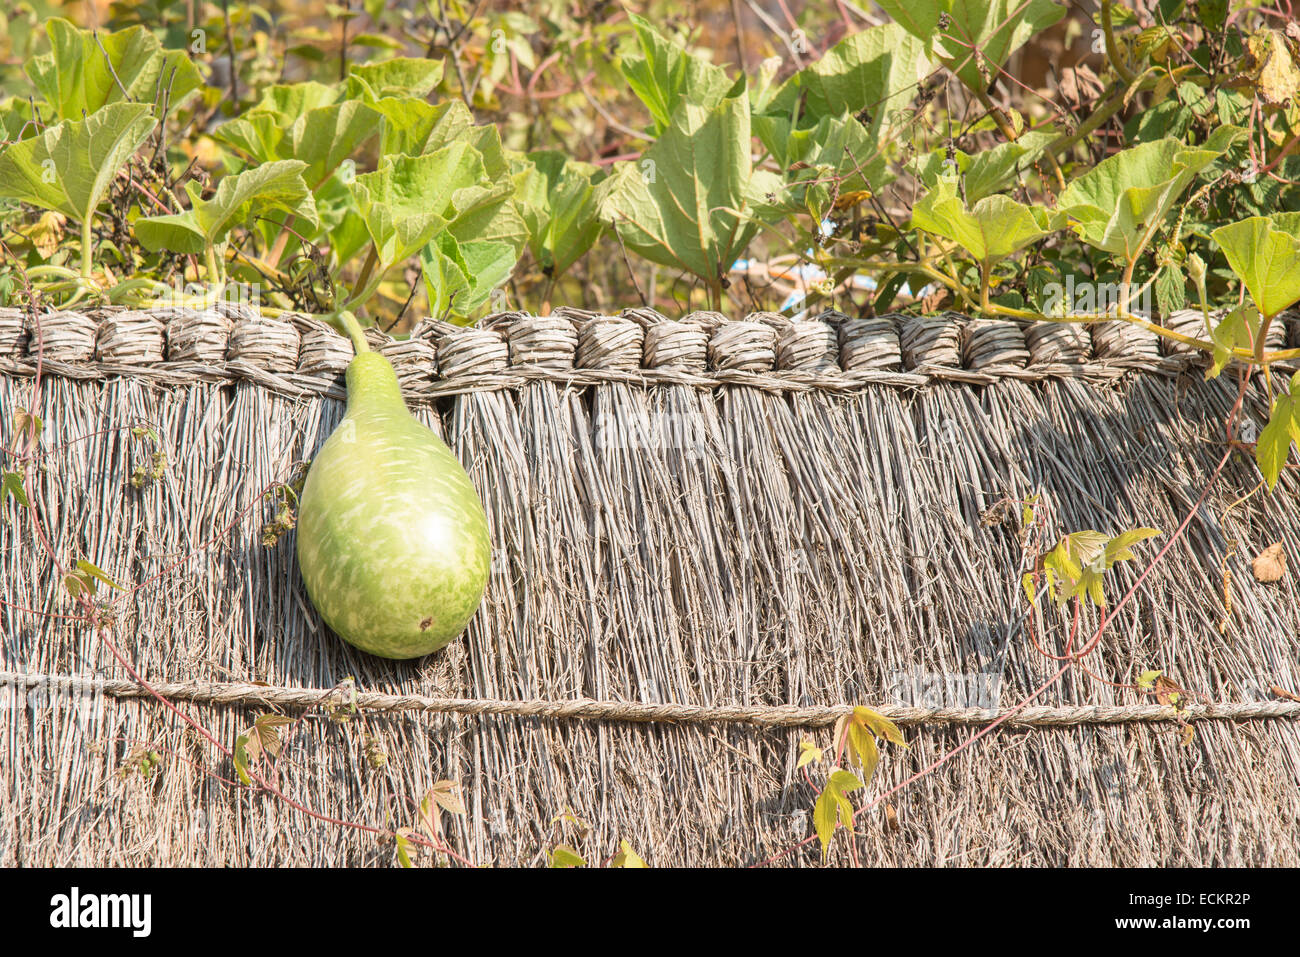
1, 303, 1298, 867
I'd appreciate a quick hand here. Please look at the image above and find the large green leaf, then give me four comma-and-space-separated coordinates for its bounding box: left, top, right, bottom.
0, 102, 155, 225
349, 144, 486, 267
1058, 131, 1239, 259
26, 18, 202, 121
620, 12, 739, 134
596, 94, 767, 284
248, 82, 342, 120
1210, 213, 1300, 319
369, 97, 459, 157
755, 110, 887, 195
874, 0, 1066, 93
911, 131, 1055, 204
771, 22, 932, 122
513, 151, 605, 277
345, 57, 444, 101
421, 234, 518, 318
1256, 380, 1300, 490
217, 100, 382, 190
911, 179, 1062, 264
134, 160, 318, 254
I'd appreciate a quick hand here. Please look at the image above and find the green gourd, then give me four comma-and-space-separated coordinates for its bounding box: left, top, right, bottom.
296, 320, 490, 659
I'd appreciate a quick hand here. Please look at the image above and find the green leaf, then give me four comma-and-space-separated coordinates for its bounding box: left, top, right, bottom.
370, 96, 455, 156
774, 22, 932, 122
1207, 303, 1260, 378
911, 179, 1062, 265
0, 102, 155, 225
596, 94, 768, 285
760, 24, 932, 195
248, 81, 342, 120
1059, 134, 1240, 260
74, 559, 126, 592
1103, 528, 1162, 564
421, 235, 519, 318
513, 151, 606, 277
1210, 214, 1300, 320
874, 0, 1066, 93
216, 100, 382, 191
350, 143, 486, 268
2, 471, 29, 508
796, 739, 824, 770
135, 160, 319, 255
853, 706, 908, 748
845, 722, 879, 783
755, 109, 887, 195
26, 18, 202, 121
620, 13, 738, 134
1256, 394, 1297, 490
421, 231, 470, 319
346, 57, 444, 100
1154, 262, 1186, 317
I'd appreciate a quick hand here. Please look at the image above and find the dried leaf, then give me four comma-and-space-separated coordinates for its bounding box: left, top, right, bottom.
429, 779, 466, 816
1154, 675, 1184, 710
884, 803, 900, 832
1252, 542, 1287, 583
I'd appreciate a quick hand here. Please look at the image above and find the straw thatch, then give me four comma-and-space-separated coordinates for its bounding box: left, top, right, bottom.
1, 302, 1298, 867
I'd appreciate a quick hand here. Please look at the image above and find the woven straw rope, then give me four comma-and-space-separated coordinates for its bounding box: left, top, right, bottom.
2, 672, 1296, 728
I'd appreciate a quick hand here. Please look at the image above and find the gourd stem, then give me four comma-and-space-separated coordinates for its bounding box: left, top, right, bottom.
338, 310, 370, 355
80, 217, 95, 280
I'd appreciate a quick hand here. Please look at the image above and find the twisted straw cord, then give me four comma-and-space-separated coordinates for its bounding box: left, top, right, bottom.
3, 672, 1296, 728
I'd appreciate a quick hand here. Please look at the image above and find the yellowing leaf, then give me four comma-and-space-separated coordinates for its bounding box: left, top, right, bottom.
549, 845, 586, 868
1043, 528, 1161, 606
612, 840, 647, 868
796, 738, 824, 770
813, 768, 863, 860
1251, 29, 1300, 106
853, 706, 908, 748
395, 828, 415, 868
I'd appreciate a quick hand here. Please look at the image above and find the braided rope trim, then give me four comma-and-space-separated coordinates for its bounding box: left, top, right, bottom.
0, 352, 1202, 401
4, 672, 1297, 728
3, 305, 1295, 400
